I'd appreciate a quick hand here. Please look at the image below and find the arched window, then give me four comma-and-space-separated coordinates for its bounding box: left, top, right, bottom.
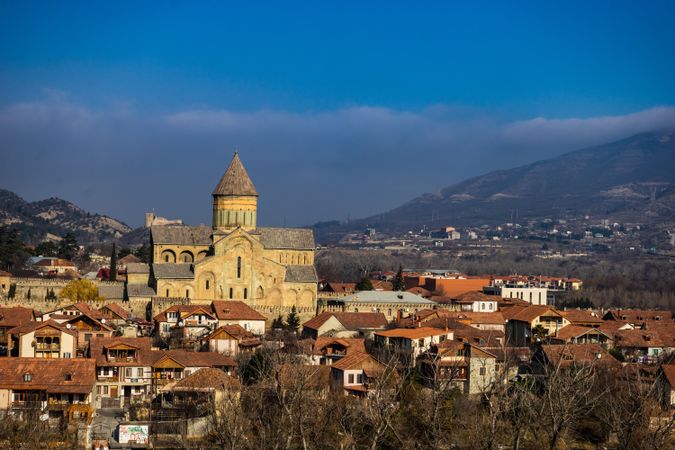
229, 288, 233, 299
165, 289, 170, 297
244, 288, 248, 300
205, 280, 210, 290
237, 257, 242, 278
185, 289, 190, 299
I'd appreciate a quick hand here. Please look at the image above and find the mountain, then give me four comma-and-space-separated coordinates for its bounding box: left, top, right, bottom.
0, 189, 132, 244
329, 131, 675, 234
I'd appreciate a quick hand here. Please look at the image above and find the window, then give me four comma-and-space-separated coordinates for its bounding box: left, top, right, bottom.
348, 374, 354, 384
418, 339, 424, 347
103, 386, 109, 395
237, 257, 242, 278
64, 352, 71, 358
64, 373, 72, 381
479, 367, 486, 376
229, 288, 233, 299
206, 280, 210, 290
137, 368, 143, 377
126, 368, 133, 378
166, 289, 170, 297
185, 289, 190, 298
165, 255, 169, 262
23, 373, 32, 382
481, 303, 485, 310
244, 288, 248, 300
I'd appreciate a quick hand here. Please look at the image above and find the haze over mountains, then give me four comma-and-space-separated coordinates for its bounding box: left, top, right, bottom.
323, 131, 675, 235
2, 131, 674, 245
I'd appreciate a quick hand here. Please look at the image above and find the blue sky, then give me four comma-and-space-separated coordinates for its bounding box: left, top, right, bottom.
2, 1, 675, 228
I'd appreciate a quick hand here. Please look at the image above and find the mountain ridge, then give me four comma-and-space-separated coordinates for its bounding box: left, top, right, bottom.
323, 130, 675, 235
0, 188, 132, 244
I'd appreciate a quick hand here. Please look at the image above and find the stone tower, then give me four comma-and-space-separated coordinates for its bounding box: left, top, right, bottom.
212, 152, 259, 232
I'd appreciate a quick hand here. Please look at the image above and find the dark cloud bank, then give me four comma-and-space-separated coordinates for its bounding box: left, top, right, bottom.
3, 94, 675, 228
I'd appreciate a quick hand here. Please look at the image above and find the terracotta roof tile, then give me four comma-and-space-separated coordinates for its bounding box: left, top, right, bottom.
303, 311, 388, 331
211, 301, 266, 321
0, 358, 95, 394
89, 337, 153, 367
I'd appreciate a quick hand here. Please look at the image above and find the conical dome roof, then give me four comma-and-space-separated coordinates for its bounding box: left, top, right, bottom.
212, 152, 258, 197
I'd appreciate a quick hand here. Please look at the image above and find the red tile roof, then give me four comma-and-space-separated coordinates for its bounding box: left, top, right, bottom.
552, 325, 612, 341
303, 311, 388, 331
331, 352, 376, 371
89, 337, 153, 367
151, 349, 237, 369
171, 368, 241, 391
211, 301, 266, 321
8, 319, 75, 336
558, 309, 603, 325
0, 306, 37, 328
313, 337, 366, 355
99, 303, 132, 320
540, 344, 620, 368
0, 358, 95, 394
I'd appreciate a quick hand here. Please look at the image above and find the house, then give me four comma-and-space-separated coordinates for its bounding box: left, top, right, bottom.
0, 358, 96, 424
6, 320, 77, 358
63, 312, 115, 354
531, 344, 621, 374
98, 303, 134, 327
159, 367, 241, 414
204, 324, 262, 356
484, 284, 550, 306
210, 301, 267, 335
418, 341, 497, 395
88, 337, 153, 409
309, 336, 367, 365
330, 352, 388, 396
301, 311, 388, 339
34, 258, 78, 276
449, 291, 499, 312
325, 290, 437, 321
151, 350, 237, 391
153, 304, 218, 341
602, 309, 674, 326
504, 305, 569, 346
373, 327, 454, 362
41, 302, 105, 322
558, 309, 604, 327
613, 326, 675, 363
0, 306, 38, 345
549, 325, 613, 346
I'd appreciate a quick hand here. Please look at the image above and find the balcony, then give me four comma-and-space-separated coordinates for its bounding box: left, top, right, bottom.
35, 343, 60, 352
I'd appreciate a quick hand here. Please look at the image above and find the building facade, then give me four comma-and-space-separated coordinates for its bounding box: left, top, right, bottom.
133, 153, 318, 314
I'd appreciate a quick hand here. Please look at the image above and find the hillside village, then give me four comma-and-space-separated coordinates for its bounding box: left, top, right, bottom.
0, 153, 674, 448
0, 252, 674, 448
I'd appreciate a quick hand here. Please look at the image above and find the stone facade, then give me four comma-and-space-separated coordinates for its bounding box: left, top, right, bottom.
146, 153, 318, 316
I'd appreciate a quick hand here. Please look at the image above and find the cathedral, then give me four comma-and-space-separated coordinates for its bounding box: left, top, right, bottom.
145, 153, 318, 310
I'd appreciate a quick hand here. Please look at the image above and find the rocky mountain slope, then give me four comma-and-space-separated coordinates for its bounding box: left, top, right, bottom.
330, 131, 675, 233
0, 189, 132, 244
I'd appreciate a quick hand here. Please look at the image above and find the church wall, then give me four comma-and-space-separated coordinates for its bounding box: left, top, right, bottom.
153, 244, 210, 264
264, 249, 314, 266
